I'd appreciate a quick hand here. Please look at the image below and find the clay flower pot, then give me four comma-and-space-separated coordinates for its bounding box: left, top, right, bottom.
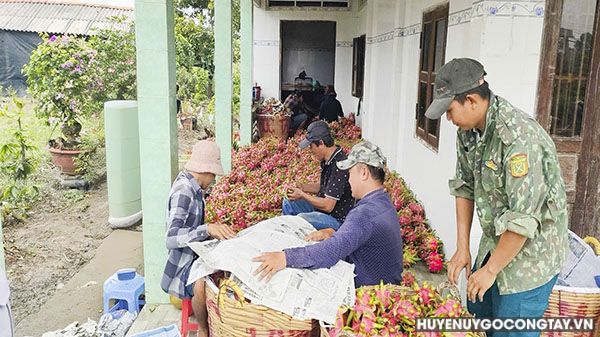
47, 146, 87, 175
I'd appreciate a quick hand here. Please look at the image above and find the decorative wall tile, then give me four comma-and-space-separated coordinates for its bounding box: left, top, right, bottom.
449, 7, 472, 26
472, 1, 545, 19
253, 40, 280, 46
336, 41, 353, 47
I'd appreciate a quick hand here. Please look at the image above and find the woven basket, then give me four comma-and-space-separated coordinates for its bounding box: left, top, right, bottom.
320, 282, 485, 337
540, 236, 600, 337
205, 277, 313, 337
540, 283, 600, 337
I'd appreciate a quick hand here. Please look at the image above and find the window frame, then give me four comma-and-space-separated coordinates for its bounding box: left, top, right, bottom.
352, 34, 366, 98
535, 0, 599, 153
415, 4, 449, 150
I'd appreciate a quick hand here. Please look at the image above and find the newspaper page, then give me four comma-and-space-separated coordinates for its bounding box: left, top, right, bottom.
186, 215, 356, 323
557, 230, 600, 288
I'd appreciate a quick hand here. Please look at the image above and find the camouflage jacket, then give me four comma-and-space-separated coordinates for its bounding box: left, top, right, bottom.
449, 92, 568, 295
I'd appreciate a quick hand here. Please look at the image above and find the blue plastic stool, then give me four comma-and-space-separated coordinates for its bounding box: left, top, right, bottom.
103, 268, 145, 314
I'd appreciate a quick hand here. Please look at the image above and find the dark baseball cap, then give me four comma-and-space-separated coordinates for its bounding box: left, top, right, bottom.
424, 58, 487, 119
299, 121, 333, 149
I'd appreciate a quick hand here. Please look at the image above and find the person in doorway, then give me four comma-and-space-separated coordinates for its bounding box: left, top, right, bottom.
425, 58, 568, 336
283, 121, 355, 240
254, 141, 403, 287
284, 90, 308, 133
319, 84, 344, 123
161, 140, 236, 337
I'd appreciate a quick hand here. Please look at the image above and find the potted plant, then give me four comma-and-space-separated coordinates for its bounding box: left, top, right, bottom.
23, 34, 104, 174
178, 101, 198, 131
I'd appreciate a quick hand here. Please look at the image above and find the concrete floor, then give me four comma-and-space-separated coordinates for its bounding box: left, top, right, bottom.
14, 227, 451, 337
15, 230, 144, 337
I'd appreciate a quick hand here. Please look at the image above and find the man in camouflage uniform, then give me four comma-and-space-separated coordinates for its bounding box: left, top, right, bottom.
425, 58, 568, 336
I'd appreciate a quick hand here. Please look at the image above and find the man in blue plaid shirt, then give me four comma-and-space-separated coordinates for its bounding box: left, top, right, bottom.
161, 140, 235, 337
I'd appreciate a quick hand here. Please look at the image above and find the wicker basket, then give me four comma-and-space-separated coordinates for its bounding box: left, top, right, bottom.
205, 277, 313, 337
540, 236, 600, 337
256, 114, 290, 140
540, 284, 600, 337
320, 282, 485, 337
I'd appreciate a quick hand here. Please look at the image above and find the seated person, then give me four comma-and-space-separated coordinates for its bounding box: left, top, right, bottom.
319, 85, 344, 123
161, 140, 236, 337
284, 90, 308, 132
254, 141, 403, 287
283, 121, 355, 240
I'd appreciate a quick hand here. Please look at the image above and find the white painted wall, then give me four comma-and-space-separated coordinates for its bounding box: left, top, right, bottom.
253, 0, 547, 299
253, 1, 361, 114
358, 0, 546, 298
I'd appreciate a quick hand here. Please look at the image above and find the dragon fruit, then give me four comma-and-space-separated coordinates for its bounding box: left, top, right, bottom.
427, 251, 444, 272
398, 214, 412, 226
393, 299, 419, 321
434, 298, 462, 317
402, 226, 418, 243
403, 249, 420, 268
330, 280, 469, 337
414, 282, 437, 307
408, 202, 424, 215
426, 236, 440, 251
412, 214, 425, 225
401, 270, 417, 287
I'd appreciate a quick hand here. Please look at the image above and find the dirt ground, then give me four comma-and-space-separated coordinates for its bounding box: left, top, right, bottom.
4, 178, 114, 325
3, 128, 206, 327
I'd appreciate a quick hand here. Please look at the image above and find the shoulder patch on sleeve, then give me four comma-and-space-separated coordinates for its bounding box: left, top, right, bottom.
509, 153, 528, 178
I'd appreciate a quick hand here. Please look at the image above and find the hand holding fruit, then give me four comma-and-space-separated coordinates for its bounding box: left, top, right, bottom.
286, 186, 303, 201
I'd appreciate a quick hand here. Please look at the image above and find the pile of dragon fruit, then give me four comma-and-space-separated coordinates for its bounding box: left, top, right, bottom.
329, 274, 477, 337
205, 118, 444, 273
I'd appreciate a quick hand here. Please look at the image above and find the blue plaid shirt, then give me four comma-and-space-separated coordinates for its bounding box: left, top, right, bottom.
161, 171, 210, 299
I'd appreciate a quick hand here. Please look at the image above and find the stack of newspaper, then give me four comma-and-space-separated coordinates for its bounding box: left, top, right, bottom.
557, 230, 600, 288
186, 215, 356, 323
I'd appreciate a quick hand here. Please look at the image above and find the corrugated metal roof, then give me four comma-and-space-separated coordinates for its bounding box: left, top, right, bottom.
0, 1, 133, 35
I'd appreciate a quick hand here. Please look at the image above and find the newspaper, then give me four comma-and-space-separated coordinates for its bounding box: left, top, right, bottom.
557, 230, 600, 288
186, 215, 356, 323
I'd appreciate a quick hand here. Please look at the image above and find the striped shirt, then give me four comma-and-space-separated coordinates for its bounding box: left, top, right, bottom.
161, 171, 210, 299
